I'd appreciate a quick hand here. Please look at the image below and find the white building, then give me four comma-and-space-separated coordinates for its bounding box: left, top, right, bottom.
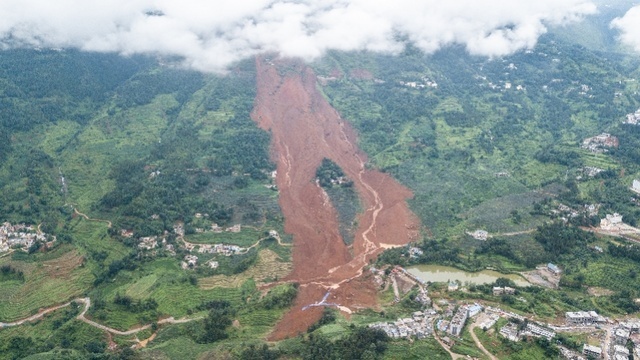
525, 323, 555, 340
614, 345, 630, 359
600, 213, 623, 230
469, 230, 489, 241
448, 306, 469, 337
181, 255, 198, 269
614, 327, 630, 345
583, 344, 602, 358
499, 323, 520, 342
548, 263, 562, 275
566, 311, 602, 325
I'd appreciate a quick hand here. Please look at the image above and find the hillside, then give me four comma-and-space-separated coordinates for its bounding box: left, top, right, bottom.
1, 26, 640, 360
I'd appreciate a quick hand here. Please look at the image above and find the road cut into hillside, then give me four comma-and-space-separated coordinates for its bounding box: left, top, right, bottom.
251, 58, 421, 340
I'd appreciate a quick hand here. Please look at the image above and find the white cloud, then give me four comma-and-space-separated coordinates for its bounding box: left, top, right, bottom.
0, 0, 597, 72
611, 5, 640, 53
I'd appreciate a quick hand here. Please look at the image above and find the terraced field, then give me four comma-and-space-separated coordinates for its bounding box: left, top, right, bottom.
199, 249, 292, 289
0, 250, 92, 322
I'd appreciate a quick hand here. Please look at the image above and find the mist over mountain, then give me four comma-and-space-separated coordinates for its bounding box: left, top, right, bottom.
0, 0, 605, 72
2, 2, 640, 360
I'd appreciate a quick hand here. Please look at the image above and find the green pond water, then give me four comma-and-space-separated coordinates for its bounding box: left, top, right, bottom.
407, 264, 530, 287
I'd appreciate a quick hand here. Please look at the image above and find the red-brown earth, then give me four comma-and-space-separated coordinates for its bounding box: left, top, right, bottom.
251, 58, 420, 340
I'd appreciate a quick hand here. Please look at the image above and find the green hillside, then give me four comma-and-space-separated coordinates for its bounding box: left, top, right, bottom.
2, 28, 640, 359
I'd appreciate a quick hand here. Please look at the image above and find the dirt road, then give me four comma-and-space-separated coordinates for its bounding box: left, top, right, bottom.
251, 58, 420, 339
469, 323, 498, 360
433, 326, 466, 360
72, 208, 112, 228
1, 297, 200, 340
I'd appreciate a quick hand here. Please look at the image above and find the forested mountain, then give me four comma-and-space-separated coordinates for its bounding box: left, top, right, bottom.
1, 9, 640, 359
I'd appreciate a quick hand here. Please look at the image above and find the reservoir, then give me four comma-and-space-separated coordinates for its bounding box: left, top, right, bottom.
406, 264, 530, 287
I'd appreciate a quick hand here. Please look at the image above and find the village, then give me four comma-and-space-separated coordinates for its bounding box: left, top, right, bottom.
581, 133, 619, 153
623, 108, 640, 125
399, 76, 438, 90
366, 262, 640, 360
123, 215, 287, 272
0, 222, 54, 254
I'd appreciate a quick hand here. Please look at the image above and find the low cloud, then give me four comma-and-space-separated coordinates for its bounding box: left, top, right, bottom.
0, 0, 597, 72
611, 5, 640, 53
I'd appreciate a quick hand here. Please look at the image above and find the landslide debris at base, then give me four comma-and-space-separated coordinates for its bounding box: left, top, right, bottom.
251, 58, 420, 339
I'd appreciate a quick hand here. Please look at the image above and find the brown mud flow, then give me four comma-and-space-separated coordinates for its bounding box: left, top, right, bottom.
251, 58, 420, 340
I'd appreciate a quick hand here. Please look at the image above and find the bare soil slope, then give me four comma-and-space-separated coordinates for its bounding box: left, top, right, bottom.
251, 58, 420, 340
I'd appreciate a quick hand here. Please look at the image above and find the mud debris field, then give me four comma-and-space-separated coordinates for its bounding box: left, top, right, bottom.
251, 58, 420, 340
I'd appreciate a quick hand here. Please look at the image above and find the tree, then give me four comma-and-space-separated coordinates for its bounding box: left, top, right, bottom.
194, 308, 233, 343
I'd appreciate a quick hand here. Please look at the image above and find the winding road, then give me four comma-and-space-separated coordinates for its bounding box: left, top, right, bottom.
1, 297, 201, 339
72, 208, 112, 228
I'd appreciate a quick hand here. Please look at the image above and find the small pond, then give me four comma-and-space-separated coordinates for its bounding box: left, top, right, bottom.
406, 264, 530, 287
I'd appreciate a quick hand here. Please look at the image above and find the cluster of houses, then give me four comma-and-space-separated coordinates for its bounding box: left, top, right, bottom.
193, 220, 241, 235
414, 288, 432, 307
196, 243, 245, 256
408, 247, 424, 258
552, 203, 600, 221
130, 220, 249, 270
612, 321, 640, 359
474, 75, 525, 92
578, 84, 592, 96
580, 320, 640, 359
496, 309, 556, 343
181, 255, 219, 270
138, 236, 158, 250
0, 222, 53, 253
581, 133, 619, 153
582, 166, 605, 178
503, 82, 525, 91
369, 310, 437, 339
399, 77, 438, 90
624, 108, 640, 125
132, 235, 175, 254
